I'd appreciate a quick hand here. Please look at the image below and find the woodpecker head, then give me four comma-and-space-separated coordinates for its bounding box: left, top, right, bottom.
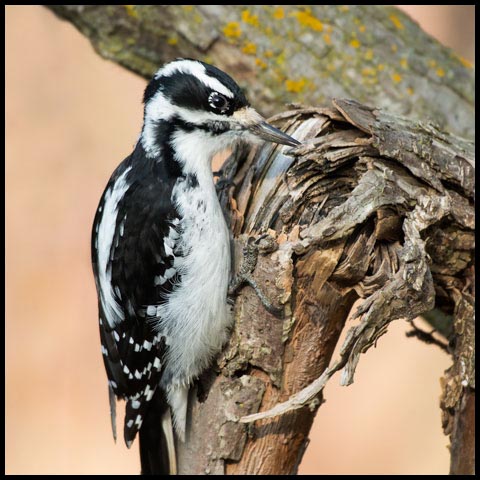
140, 58, 299, 160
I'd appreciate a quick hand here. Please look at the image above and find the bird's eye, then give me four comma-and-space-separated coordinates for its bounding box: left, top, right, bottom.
208, 92, 230, 114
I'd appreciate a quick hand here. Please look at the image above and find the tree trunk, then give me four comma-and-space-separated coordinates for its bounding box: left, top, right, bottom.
46, 5, 475, 475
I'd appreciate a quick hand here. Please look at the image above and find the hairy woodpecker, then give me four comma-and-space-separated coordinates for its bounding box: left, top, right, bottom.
91, 58, 299, 475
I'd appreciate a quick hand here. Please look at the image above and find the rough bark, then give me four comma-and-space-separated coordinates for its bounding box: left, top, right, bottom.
189, 100, 473, 474
46, 5, 474, 140
46, 5, 475, 474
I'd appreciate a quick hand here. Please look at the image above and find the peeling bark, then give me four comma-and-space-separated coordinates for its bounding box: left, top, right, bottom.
180, 101, 475, 474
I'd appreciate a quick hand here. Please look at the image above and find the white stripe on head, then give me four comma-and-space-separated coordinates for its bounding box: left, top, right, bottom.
142, 90, 237, 157
155, 59, 234, 98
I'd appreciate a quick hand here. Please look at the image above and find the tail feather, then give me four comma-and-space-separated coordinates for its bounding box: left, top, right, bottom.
139, 390, 177, 475
108, 384, 117, 442
161, 409, 177, 474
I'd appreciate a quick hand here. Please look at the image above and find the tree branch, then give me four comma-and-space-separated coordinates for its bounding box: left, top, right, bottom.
46, 5, 474, 138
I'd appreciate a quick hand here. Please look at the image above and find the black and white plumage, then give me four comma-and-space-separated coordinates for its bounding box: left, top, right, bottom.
91, 58, 299, 475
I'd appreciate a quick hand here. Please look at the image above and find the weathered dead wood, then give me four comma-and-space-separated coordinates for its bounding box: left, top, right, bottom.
175, 100, 475, 474
439, 269, 475, 475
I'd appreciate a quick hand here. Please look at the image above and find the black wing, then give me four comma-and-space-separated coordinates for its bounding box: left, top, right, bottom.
92, 144, 183, 446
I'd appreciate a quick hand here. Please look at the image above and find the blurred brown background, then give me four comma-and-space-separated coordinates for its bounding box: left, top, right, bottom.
5, 5, 474, 475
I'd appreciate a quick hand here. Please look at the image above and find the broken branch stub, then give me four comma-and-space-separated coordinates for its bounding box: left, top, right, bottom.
177, 99, 474, 474
229, 100, 473, 471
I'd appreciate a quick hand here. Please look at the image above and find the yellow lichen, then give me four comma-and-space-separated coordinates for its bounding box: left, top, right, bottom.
377, 63, 385, 71
255, 58, 267, 69
389, 14, 404, 30
273, 67, 286, 82
223, 22, 242, 39
124, 5, 138, 18
293, 10, 324, 31
391, 44, 398, 53
242, 41, 257, 55
362, 76, 378, 86
436, 67, 445, 77
428, 59, 437, 68
406, 87, 414, 95
272, 6, 284, 20
391, 73, 402, 83
275, 51, 286, 66
361, 67, 376, 76
399, 58, 408, 69
323, 33, 331, 45
457, 55, 473, 69
167, 36, 178, 46
264, 50, 274, 58
338, 6, 349, 12
241, 9, 260, 27
364, 49, 374, 61
358, 24, 366, 33
285, 78, 307, 93
350, 38, 360, 48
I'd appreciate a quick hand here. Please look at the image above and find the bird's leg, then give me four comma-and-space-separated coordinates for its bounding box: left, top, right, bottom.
228, 235, 283, 317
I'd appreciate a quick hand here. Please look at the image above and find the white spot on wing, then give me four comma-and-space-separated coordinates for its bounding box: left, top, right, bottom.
144, 385, 155, 401
164, 243, 173, 257
134, 414, 143, 428
146, 389, 155, 401
119, 215, 126, 237
164, 268, 176, 280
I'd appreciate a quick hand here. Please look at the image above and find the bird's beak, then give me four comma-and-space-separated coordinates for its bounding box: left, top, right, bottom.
248, 121, 301, 147
233, 107, 300, 147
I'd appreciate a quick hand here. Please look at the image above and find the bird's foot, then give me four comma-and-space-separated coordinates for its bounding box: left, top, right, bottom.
228, 235, 283, 318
